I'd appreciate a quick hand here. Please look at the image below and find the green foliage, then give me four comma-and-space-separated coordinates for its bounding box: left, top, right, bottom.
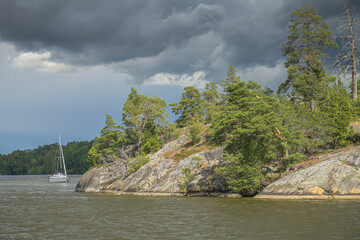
318, 80, 354, 147
88, 114, 128, 167
212, 81, 286, 163
350, 78, 360, 116
202, 82, 220, 105
192, 156, 204, 168
212, 80, 286, 195
0, 141, 92, 175
188, 116, 203, 145
202, 82, 220, 122
279, 5, 338, 112
278, 152, 307, 172
170, 86, 204, 127
174, 146, 206, 161
63, 141, 93, 173
122, 87, 168, 149
216, 153, 263, 196
178, 168, 195, 194
220, 65, 240, 90
277, 98, 331, 155
140, 122, 164, 154
127, 155, 150, 173
89, 88, 169, 168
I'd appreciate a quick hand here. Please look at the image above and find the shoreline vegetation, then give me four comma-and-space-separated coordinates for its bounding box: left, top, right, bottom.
3, 4, 360, 200
77, 4, 360, 199
0, 141, 92, 175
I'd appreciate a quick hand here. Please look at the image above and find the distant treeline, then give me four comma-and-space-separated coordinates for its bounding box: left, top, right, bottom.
0, 141, 93, 175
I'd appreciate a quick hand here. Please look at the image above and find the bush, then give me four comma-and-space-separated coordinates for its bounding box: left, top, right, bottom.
178, 168, 195, 194
127, 155, 150, 173
189, 119, 202, 145
216, 153, 264, 196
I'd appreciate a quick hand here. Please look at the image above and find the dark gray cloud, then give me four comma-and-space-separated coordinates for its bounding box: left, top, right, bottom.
0, 1, 222, 63
0, 0, 358, 84
1, 0, 360, 153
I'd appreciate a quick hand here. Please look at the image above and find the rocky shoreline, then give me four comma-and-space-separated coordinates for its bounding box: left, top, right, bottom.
256, 146, 360, 200
76, 134, 229, 196
76, 134, 360, 200
255, 195, 360, 200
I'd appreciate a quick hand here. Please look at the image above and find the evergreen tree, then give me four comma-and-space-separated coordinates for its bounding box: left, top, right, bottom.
88, 114, 127, 167
318, 79, 353, 147
188, 113, 203, 145
278, 5, 338, 112
100, 114, 119, 136
220, 65, 240, 90
202, 82, 219, 105
140, 122, 164, 154
202, 82, 220, 122
170, 86, 203, 127
212, 81, 286, 195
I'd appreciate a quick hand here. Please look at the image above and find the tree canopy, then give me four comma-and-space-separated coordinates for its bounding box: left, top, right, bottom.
170, 86, 204, 127
0, 141, 92, 175
279, 5, 338, 112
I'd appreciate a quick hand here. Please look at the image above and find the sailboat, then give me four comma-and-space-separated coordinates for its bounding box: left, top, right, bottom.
49, 135, 69, 183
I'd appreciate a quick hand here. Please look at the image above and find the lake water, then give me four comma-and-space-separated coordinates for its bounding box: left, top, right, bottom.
0, 175, 359, 239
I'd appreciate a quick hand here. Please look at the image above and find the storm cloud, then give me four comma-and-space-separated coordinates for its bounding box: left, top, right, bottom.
0, 0, 359, 153
0, 0, 356, 86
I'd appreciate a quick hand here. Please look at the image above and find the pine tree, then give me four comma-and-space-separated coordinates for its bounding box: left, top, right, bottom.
88, 114, 127, 167
202, 82, 219, 122
170, 86, 203, 127
278, 5, 338, 112
212, 80, 286, 195
220, 65, 240, 90
318, 79, 353, 147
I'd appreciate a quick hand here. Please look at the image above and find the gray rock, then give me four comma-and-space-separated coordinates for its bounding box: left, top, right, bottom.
256, 146, 360, 199
75, 135, 229, 196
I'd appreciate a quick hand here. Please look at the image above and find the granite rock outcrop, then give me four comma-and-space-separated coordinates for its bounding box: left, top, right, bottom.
75, 134, 233, 196
256, 146, 360, 199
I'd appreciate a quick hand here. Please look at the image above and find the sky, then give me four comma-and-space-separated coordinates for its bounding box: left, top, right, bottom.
0, 0, 359, 154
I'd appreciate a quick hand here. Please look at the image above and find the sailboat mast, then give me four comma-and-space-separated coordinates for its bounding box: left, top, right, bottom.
59, 135, 67, 176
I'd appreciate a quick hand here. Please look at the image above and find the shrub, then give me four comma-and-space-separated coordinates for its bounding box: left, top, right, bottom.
189, 121, 202, 145
216, 153, 264, 196
178, 168, 195, 195
127, 155, 150, 173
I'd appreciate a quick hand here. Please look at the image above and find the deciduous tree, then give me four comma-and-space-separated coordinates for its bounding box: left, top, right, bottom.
122, 87, 168, 146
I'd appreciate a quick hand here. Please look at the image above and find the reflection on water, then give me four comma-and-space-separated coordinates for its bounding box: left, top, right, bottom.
0, 175, 360, 239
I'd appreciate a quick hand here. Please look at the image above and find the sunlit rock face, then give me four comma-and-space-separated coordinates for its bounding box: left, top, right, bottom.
76, 134, 229, 196
256, 146, 360, 199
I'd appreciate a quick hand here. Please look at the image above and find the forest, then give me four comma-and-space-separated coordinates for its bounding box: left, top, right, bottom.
1, 4, 359, 196
0, 141, 92, 175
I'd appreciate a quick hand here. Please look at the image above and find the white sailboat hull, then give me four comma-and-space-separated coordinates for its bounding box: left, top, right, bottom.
49, 173, 68, 183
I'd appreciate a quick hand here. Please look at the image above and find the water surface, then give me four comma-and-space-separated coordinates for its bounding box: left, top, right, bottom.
1, 175, 359, 239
